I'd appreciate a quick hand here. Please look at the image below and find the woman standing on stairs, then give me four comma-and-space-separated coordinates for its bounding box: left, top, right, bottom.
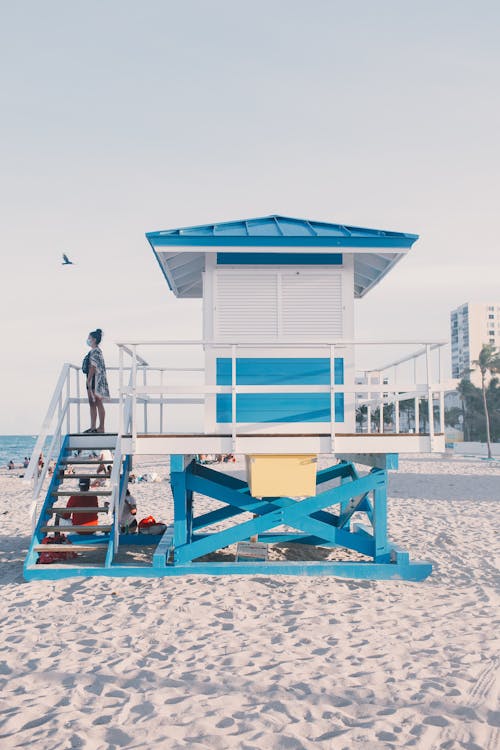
85, 328, 110, 433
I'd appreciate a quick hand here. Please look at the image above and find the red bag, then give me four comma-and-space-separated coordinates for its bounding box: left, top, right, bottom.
37, 534, 79, 564
138, 515, 157, 530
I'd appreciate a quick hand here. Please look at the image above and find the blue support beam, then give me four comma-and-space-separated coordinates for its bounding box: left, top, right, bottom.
24, 448, 432, 582
24, 559, 433, 581
171, 455, 191, 564
373, 469, 390, 563
177, 469, 389, 563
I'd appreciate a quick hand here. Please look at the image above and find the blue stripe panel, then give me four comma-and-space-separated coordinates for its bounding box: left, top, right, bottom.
216, 358, 344, 386
217, 252, 343, 265
148, 234, 415, 249
216, 393, 344, 423
216, 357, 344, 423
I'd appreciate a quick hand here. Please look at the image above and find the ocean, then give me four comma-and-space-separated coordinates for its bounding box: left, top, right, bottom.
0, 435, 52, 468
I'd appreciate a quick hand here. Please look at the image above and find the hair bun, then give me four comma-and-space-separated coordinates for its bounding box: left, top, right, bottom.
96, 328, 102, 334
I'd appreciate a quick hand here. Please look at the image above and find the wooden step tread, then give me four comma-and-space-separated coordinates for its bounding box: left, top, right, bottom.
68, 432, 118, 436
61, 474, 109, 479
41, 525, 112, 533
49, 507, 110, 514
34, 543, 108, 552
52, 490, 112, 496
61, 459, 105, 465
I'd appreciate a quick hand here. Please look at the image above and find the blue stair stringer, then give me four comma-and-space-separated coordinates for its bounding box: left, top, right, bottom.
25, 454, 432, 581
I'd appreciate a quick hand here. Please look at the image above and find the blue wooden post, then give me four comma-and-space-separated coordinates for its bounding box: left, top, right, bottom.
373, 469, 390, 563
340, 470, 351, 530
186, 488, 194, 544
170, 455, 190, 564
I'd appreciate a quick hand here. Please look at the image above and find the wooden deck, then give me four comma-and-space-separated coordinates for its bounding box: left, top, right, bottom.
119, 432, 445, 456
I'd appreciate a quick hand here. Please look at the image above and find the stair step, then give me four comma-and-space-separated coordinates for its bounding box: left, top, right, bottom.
34, 543, 108, 552
68, 433, 118, 436
52, 490, 112, 496
67, 434, 118, 451
41, 525, 112, 533
61, 459, 105, 465
61, 473, 109, 479
49, 507, 110, 514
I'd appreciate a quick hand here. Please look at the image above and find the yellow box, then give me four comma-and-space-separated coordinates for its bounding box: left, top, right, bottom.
246, 454, 317, 498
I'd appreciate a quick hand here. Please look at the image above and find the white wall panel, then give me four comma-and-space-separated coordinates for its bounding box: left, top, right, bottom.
214, 269, 343, 340
281, 272, 343, 338
215, 272, 278, 339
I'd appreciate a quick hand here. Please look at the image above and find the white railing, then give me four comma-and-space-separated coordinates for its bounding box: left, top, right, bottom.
114, 339, 450, 452
26, 338, 450, 520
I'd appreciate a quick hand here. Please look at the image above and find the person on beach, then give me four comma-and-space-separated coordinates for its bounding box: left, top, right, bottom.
61, 477, 99, 533
84, 328, 110, 434
23, 457, 29, 468
8, 460, 15, 470
90, 448, 113, 489
119, 489, 138, 533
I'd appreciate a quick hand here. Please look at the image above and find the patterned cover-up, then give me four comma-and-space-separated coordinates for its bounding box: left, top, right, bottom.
89, 347, 110, 399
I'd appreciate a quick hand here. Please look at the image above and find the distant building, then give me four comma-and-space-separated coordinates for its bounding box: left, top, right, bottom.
451, 302, 500, 386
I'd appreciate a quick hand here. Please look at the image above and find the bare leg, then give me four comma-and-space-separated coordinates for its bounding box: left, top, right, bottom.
95, 396, 106, 432
87, 391, 97, 430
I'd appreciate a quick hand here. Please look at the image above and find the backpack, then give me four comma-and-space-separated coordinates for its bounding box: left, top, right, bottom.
82, 352, 91, 374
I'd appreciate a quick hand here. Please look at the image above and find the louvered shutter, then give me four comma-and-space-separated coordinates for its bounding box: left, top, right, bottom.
215, 272, 278, 339
281, 273, 343, 337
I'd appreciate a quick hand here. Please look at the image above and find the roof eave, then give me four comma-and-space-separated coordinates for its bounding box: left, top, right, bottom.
146, 234, 179, 296
146, 234, 418, 250
355, 253, 406, 298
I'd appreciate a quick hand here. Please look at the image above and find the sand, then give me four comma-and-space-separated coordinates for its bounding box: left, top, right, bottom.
0, 455, 499, 750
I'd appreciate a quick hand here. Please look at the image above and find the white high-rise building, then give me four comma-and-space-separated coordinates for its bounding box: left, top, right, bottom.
451, 302, 500, 385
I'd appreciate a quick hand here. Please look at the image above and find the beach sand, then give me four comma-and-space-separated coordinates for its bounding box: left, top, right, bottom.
0, 455, 499, 749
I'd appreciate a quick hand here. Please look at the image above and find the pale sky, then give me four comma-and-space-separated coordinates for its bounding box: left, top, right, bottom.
1, 0, 499, 433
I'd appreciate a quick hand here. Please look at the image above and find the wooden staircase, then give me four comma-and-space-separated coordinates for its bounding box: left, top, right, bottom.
25, 433, 129, 570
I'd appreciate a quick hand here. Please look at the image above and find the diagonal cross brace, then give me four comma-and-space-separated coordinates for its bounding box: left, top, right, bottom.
190, 460, 355, 531
176, 471, 382, 563
337, 491, 370, 529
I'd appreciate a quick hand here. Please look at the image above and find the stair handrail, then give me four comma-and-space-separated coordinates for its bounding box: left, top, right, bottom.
24, 364, 71, 486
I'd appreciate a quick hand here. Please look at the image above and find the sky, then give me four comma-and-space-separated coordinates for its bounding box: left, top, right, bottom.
1, 0, 499, 433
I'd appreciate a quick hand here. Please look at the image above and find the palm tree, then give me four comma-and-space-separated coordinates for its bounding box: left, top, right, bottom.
472, 344, 500, 459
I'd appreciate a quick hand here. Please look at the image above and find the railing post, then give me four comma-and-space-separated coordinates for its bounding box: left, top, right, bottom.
57, 392, 63, 454
329, 344, 336, 451
438, 345, 445, 436
65, 370, 71, 434
143, 367, 148, 434
76, 366, 81, 434
367, 380, 372, 434
160, 369, 164, 434
118, 346, 124, 436
231, 345, 237, 453
439, 389, 445, 435
132, 346, 138, 449
415, 397, 419, 434
425, 344, 435, 450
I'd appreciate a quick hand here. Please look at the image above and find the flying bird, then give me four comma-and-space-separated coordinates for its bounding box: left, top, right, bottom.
62, 253, 74, 266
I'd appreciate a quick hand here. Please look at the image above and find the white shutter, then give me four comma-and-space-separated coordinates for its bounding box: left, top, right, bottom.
281, 272, 343, 338
215, 271, 278, 339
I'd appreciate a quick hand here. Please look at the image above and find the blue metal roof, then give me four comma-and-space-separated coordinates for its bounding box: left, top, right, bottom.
146, 215, 419, 299
146, 214, 418, 248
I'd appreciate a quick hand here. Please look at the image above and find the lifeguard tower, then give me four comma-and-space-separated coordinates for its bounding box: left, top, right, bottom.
24, 215, 448, 581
